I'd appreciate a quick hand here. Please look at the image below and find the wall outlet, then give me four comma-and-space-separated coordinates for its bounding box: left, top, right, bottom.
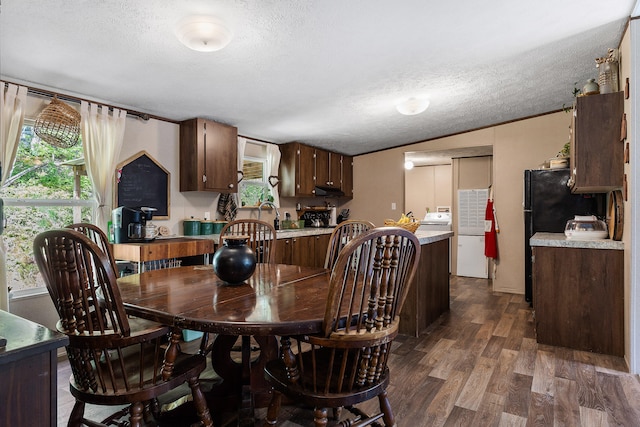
391, 203, 397, 210
204, 211, 210, 220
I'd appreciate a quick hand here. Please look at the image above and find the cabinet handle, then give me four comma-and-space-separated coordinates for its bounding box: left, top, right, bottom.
228, 183, 234, 189
202, 175, 207, 183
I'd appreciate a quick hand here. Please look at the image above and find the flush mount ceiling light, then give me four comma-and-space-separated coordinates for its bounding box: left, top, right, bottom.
396, 97, 430, 115
175, 16, 232, 52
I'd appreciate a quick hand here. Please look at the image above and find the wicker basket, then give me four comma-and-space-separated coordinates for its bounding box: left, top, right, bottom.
383, 219, 420, 233
34, 97, 81, 148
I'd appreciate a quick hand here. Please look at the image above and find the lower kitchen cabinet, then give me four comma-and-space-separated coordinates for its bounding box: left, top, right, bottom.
0, 310, 68, 427
532, 246, 623, 356
276, 233, 330, 268
400, 238, 450, 337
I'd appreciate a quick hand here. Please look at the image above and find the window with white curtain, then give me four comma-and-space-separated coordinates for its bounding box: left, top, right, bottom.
239, 142, 273, 207
0, 121, 95, 292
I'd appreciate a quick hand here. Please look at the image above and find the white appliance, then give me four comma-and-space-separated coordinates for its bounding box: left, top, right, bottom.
456, 189, 488, 278
419, 211, 452, 232
457, 235, 488, 278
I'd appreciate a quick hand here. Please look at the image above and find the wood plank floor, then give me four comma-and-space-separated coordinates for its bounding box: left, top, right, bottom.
57, 275, 640, 426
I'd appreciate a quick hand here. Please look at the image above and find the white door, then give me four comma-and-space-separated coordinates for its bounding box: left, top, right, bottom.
457, 235, 488, 278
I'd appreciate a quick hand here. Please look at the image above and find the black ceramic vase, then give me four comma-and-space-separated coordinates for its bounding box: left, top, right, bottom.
212, 236, 257, 284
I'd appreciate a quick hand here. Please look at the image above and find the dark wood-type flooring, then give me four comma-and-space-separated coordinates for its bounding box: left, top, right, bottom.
57, 276, 640, 426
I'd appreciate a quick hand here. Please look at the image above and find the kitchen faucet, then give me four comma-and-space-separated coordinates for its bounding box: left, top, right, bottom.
258, 201, 280, 221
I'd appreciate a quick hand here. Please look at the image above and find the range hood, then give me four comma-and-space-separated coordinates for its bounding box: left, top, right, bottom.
314, 185, 344, 197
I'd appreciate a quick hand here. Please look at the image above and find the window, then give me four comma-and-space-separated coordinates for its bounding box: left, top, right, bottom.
1, 122, 95, 292
239, 143, 273, 207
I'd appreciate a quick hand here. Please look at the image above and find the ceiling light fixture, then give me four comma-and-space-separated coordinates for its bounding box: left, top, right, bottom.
396, 97, 430, 115
175, 16, 232, 52
404, 160, 414, 170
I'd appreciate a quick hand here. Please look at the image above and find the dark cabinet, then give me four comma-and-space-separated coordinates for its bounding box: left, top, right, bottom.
275, 233, 330, 268
532, 246, 623, 356
180, 118, 238, 193
570, 92, 624, 193
279, 142, 316, 197
279, 142, 353, 198
341, 155, 353, 198
0, 310, 68, 427
315, 149, 341, 189
399, 238, 450, 337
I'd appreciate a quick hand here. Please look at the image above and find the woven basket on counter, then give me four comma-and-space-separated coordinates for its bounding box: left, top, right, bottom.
383, 219, 420, 233
34, 97, 81, 148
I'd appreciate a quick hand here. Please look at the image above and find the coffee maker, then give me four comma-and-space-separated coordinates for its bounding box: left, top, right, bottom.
112, 206, 155, 243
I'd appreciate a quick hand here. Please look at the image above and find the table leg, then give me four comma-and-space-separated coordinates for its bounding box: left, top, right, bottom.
208, 334, 279, 424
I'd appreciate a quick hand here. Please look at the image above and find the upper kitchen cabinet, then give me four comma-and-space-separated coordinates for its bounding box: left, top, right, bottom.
180, 118, 238, 193
569, 91, 624, 193
279, 142, 353, 198
279, 142, 316, 197
314, 148, 341, 189
341, 155, 353, 198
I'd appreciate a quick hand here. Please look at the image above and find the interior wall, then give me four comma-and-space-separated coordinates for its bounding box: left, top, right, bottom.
456, 156, 492, 189
115, 119, 335, 232
404, 164, 452, 219
352, 112, 569, 295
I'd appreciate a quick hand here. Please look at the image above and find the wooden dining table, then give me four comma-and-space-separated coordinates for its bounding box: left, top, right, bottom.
116, 263, 332, 422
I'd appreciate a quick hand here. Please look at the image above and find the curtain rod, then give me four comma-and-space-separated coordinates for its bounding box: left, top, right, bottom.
239, 135, 276, 146
5, 80, 280, 140
4, 80, 177, 123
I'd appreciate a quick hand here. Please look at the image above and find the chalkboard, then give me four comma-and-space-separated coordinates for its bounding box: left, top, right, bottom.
115, 151, 170, 219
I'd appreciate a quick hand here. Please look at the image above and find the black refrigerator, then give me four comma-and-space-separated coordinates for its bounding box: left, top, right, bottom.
523, 169, 605, 303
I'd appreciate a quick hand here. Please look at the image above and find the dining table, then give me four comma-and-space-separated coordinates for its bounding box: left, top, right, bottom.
116, 262, 333, 423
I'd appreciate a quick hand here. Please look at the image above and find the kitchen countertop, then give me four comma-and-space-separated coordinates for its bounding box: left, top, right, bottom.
414, 230, 454, 245
157, 228, 453, 244
274, 228, 453, 245
530, 232, 624, 250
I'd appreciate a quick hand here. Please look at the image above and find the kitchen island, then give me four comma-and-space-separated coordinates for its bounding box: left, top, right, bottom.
530, 232, 624, 356
400, 230, 454, 336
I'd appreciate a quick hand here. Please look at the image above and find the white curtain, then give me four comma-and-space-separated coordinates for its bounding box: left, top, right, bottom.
0, 82, 28, 310
81, 101, 127, 231
267, 143, 281, 208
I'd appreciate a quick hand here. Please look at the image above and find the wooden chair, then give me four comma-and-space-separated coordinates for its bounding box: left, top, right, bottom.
263, 227, 421, 427
324, 219, 375, 269
219, 219, 278, 264
33, 229, 213, 427
66, 222, 117, 272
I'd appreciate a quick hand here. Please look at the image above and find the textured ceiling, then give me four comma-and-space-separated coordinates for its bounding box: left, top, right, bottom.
0, 1, 635, 158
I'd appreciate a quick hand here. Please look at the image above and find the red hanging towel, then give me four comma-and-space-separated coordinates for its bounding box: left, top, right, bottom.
484, 198, 498, 259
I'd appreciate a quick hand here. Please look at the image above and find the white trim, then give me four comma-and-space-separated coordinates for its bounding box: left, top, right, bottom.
9, 286, 48, 299
3, 198, 96, 207
629, 18, 640, 374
